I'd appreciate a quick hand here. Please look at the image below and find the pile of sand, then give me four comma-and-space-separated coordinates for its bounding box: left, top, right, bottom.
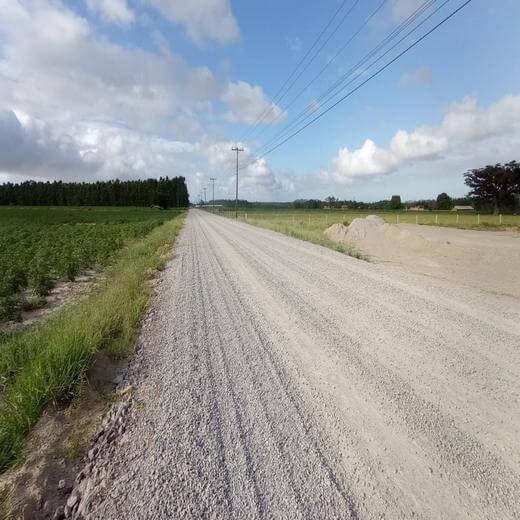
324, 215, 520, 297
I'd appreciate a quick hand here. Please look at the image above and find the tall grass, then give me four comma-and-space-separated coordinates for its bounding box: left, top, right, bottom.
215, 207, 520, 230
0, 212, 185, 472
215, 210, 367, 259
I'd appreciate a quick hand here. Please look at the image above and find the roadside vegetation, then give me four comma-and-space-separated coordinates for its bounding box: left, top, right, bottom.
206, 160, 520, 234
213, 207, 520, 240
0, 209, 186, 472
212, 208, 368, 259
0, 207, 183, 320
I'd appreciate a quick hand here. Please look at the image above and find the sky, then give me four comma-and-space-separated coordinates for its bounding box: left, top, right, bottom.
0, 0, 519, 203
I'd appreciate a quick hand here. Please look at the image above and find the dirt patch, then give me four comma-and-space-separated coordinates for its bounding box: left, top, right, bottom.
325, 216, 520, 297
1, 270, 102, 334
0, 352, 127, 520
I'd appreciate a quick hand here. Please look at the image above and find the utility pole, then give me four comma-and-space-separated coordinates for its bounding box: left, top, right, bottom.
231, 146, 244, 219
210, 177, 216, 212
202, 187, 207, 205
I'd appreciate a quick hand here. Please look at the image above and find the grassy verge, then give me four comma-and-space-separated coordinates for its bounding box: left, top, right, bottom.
215, 210, 367, 260
0, 211, 186, 472
215, 208, 520, 231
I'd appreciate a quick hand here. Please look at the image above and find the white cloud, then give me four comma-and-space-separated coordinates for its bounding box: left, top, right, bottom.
0, 1, 220, 128
0, 109, 100, 177
324, 94, 520, 184
144, 0, 239, 45
223, 81, 286, 125
86, 0, 135, 25
0, 1, 296, 201
203, 140, 289, 196
401, 66, 432, 87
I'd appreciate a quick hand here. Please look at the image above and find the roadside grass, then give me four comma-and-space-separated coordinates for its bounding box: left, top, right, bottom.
0, 211, 185, 472
215, 207, 520, 231
213, 210, 368, 259
212, 208, 519, 255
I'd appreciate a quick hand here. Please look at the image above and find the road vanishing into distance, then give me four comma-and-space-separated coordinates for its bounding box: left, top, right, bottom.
87, 210, 520, 519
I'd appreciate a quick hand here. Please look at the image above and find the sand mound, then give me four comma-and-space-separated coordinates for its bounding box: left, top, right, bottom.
347, 215, 385, 239
324, 223, 349, 243
324, 217, 520, 297
324, 215, 385, 243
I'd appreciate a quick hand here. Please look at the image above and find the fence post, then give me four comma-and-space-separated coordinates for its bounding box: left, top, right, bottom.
396, 214, 399, 224
435, 214, 438, 224
478, 213, 480, 225
456, 214, 459, 224
416, 214, 418, 225
499, 214, 502, 225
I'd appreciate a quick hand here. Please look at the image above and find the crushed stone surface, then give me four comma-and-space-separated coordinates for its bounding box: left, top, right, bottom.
82, 209, 520, 519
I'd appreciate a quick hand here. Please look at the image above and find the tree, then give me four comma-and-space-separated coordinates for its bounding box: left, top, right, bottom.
0, 177, 190, 208
390, 195, 402, 210
464, 161, 520, 214
324, 196, 338, 208
436, 192, 453, 210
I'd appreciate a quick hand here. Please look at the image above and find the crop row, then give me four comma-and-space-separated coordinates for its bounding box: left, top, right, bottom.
0, 207, 181, 319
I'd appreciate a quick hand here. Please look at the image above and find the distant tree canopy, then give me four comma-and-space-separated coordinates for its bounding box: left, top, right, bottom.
464, 161, 520, 214
436, 192, 453, 210
390, 195, 402, 210
0, 177, 189, 208
294, 199, 324, 209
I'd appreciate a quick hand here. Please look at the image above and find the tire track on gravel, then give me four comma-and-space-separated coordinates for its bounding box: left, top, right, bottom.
84, 210, 520, 520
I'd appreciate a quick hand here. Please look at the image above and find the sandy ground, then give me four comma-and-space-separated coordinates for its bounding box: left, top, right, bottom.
82, 210, 520, 519
326, 221, 520, 298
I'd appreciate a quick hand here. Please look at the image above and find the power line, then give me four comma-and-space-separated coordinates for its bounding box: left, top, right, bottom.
244, 0, 473, 165
240, 0, 354, 142
252, 0, 442, 159
244, 0, 362, 142
251, 0, 389, 144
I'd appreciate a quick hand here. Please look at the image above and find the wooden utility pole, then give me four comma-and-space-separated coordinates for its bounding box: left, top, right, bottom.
231, 146, 244, 219
210, 177, 216, 211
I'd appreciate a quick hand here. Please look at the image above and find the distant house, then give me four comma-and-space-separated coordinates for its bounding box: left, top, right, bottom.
452, 205, 474, 212
408, 205, 425, 211
340, 204, 349, 209
323, 205, 332, 209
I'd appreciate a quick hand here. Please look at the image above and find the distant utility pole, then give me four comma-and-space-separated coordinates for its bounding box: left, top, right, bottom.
231, 146, 244, 219
202, 187, 207, 205
210, 177, 216, 212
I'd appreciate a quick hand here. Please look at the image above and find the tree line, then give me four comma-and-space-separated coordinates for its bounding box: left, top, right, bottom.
0, 177, 189, 208
313, 160, 520, 213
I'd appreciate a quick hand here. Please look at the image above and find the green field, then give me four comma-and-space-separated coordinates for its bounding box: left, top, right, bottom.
0, 207, 182, 320
211, 208, 520, 256
0, 207, 186, 471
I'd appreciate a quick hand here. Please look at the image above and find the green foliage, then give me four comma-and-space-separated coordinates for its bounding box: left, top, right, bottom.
390, 195, 402, 210
464, 161, 520, 214
0, 211, 185, 472
0, 207, 183, 318
0, 177, 189, 207
436, 192, 453, 210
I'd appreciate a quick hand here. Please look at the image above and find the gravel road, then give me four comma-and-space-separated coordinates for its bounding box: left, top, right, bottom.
85, 209, 520, 519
